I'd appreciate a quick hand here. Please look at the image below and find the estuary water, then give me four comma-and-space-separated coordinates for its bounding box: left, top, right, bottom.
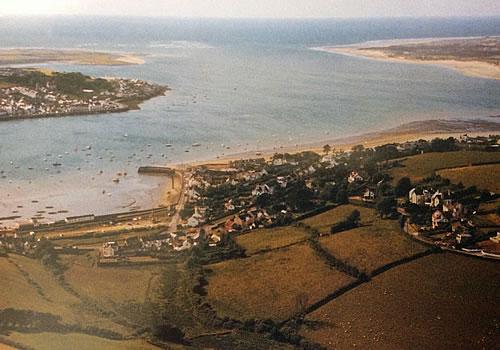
0, 17, 499, 227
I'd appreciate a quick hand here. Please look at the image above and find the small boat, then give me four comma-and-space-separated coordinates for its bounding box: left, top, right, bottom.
165, 144, 172, 147
192, 143, 201, 147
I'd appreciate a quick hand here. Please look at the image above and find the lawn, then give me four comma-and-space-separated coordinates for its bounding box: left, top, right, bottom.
300, 253, 500, 350
206, 243, 355, 321
437, 163, 500, 193
3, 332, 161, 350
319, 217, 428, 274
389, 151, 500, 183
235, 226, 309, 255
301, 204, 377, 235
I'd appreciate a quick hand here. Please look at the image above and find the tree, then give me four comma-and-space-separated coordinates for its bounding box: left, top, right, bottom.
323, 144, 331, 155
153, 321, 186, 344
256, 192, 272, 208
320, 183, 336, 201
395, 177, 412, 197
376, 196, 396, 218
336, 189, 348, 204
430, 137, 458, 152
347, 209, 361, 225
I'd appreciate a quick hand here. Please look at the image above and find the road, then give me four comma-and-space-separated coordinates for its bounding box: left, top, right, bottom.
169, 170, 188, 232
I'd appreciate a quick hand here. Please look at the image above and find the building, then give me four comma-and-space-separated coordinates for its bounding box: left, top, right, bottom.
348, 171, 363, 184
409, 188, 431, 206
432, 210, 449, 229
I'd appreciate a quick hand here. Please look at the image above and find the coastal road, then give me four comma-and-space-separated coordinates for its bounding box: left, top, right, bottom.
168, 171, 188, 232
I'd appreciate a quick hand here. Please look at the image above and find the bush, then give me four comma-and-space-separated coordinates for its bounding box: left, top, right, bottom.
330, 210, 361, 234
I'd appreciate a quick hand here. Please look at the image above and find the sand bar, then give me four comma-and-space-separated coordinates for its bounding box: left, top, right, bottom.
314, 36, 500, 80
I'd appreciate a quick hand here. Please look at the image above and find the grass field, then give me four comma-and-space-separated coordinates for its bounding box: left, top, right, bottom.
206, 243, 355, 321
319, 216, 428, 274
437, 163, 500, 193
3, 332, 161, 350
61, 254, 161, 305
0, 255, 81, 325
235, 226, 309, 255
301, 205, 377, 235
300, 253, 500, 350
0, 254, 134, 337
389, 151, 500, 183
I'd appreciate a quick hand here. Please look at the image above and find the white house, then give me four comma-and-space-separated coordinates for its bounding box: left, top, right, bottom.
348, 171, 363, 184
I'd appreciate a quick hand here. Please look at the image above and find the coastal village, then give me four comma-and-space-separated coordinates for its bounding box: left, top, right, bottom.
0, 68, 167, 119
1, 133, 499, 263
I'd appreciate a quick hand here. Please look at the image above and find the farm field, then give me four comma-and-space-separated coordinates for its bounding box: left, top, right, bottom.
389, 151, 500, 183
2, 332, 161, 350
301, 205, 377, 235
206, 243, 355, 321
0, 255, 81, 325
0, 254, 134, 338
300, 253, 500, 350
319, 217, 428, 274
235, 226, 309, 255
437, 163, 500, 193
61, 254, 162, 305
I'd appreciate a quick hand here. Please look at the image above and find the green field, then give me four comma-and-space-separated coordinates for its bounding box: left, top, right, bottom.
301, 205, 377, 235
319, 216, 428, 274
389, 151, 500, 183
300, 253, 500, 349
206, 243, 355, 321
235, 226, 309, 255
437, 163, 500, 193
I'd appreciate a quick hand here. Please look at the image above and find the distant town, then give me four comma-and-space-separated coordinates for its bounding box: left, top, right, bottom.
0, 68, 168, 120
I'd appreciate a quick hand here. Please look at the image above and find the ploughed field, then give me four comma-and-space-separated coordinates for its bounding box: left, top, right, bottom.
299, 253, 500, 349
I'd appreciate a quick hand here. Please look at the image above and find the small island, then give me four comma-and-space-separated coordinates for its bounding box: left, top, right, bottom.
319, 36, 500, 80
0, 68, 169, 120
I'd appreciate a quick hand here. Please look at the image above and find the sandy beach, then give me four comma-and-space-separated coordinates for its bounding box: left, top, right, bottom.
181, 118, 500, 169
314, 37, 500, 80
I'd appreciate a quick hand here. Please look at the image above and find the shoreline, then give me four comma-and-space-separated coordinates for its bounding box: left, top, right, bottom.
2, 118, 498, 230
176, 118, 500, 169
314, 36, 500, 80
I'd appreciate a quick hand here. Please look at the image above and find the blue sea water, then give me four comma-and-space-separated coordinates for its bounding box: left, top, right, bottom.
0, 16, 499, 225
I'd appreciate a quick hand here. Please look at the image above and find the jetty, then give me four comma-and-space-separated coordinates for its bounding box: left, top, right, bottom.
138, 166, 175, 175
